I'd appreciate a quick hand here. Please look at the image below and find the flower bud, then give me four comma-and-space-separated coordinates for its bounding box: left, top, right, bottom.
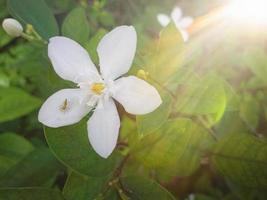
137, 69, 149, 80
2, 18, 23, 37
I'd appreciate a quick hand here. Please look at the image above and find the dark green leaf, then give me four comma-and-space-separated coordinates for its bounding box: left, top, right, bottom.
7, 0, 59, 40
211, 134, 267, 188
0, 132, 34, 176
63, 172, 111, 200
45, 0, 75, 14
45, 120, 122, 177
0, 148, 62, 187
121, 176, 176, 200
0, 188, 64, 200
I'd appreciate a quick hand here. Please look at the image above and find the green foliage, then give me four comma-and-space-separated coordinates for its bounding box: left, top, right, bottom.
211, 134, 267, 188
243, 48, 267, 84
63, 172, 111, 200
143, 22, 184, 84
62, 7, 90, 45
174, 74, 226, 124
239, 94, 260, 130
134, 119, 215, 179
121, 176, 176, 199
45, 120, 122, 177
0, 188, 64, 200
0, 147, 62, 187
136, 90, 173, 136
0, 87, 41, 123
0, 132, 34, 176
45, 0, 75, 14
7, 0, 59, 40
85, 28, 107, 63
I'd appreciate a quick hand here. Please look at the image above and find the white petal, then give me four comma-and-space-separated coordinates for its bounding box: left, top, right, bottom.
87, 98, 120, 158
112, 76, 162, 115
97, 26, 137, 80
178, 17, 193, 29
180, 29, 189, 42
157, 14, 171, 27
38, 89, 91, 128
48, 37, 100, 83
171, 6, 182, 22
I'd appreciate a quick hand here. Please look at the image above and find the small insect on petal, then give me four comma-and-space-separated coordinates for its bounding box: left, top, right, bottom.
2, 18, 23, 37
60, 99, 69, 112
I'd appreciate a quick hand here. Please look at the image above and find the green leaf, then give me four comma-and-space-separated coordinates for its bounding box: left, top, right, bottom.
0, 132, 34, 176
45, 0, 75, 14
119, 116, 138, 149
0, 148, 62, 187
211, 134, 267, 188
144, 22, 184, 84
164, 67, 198, 92
243, 48, 267, 84
45, 120, 122, 177
135, 118, 214, 179
98, 11, 115, 26
121, 176, 176, 200
62, 7, 90, 45
0, 87, 41, 123
239, 94, 260, 130
7, 0, 59, 40
103, 188, 120, 200
215, 111, 249, 139
63, 172, 111, 200
85, 28, 107, 63
136, 90, 173, 136
0, 188, 64, 200
0, 72, 10, 88
0, 27, 12, 47
175, 75, 226, 124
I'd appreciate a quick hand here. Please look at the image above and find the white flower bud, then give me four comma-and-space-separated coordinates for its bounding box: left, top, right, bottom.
2, 18, 23, 37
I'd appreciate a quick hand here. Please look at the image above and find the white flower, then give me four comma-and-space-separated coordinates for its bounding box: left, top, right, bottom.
38, 26, 162, 158
2, 18, 23, 37
157, 6, 193, 42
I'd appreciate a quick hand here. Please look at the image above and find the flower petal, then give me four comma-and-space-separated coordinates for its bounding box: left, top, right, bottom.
157, 14, 171, 27
97, 26, 137, 80
171, 6, 182, 22
112, 76, 162, 115
48, 37, 100, 83
87, 98, 120, 158
38, 89, 91, 128
178, 17, 193, 29
180, 29, 189, 42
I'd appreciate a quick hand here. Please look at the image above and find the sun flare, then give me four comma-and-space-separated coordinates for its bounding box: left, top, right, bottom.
225, 0, 267, 25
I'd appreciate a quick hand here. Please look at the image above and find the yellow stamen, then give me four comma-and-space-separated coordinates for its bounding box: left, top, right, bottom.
91, 83, 105, 95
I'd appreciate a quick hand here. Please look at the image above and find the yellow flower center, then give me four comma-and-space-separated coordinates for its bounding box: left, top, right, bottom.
91, 83, 105, 95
